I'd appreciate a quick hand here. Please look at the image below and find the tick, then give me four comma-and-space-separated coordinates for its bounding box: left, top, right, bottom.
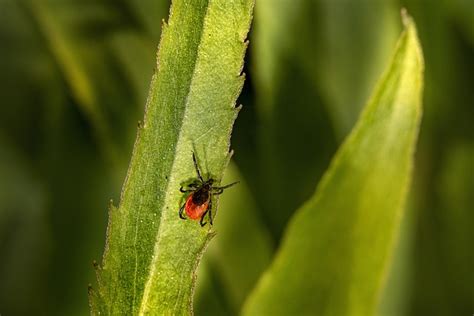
179, 152, 238, 226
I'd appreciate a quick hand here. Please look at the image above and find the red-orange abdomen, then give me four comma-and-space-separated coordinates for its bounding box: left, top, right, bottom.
185, 194, 209, 220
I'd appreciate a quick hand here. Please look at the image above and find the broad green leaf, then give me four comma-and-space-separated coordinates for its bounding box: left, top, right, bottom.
250, 0, 398, 239
194, 162, 273, 315
90, 0, 254, 314
376, 198, 415, 316
243, 15, 424, 316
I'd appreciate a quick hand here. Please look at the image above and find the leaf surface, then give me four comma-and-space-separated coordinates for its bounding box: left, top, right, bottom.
90, 0, 254, 314
243, 15, 424, 316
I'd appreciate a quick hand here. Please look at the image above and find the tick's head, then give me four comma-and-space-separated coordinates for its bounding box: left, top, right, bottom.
199, 179, 214, 191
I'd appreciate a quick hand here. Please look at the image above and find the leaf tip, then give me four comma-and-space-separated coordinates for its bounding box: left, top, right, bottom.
400, 7, 411, 27
400, 8, 419, 36
401, 10, 424, 72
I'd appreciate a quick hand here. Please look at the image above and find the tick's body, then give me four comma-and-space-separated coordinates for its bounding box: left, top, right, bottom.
179, 153, 238, 226
184, 186, 210, 220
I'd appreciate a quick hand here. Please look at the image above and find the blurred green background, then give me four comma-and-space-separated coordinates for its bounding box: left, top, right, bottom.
0, 0, 472, 315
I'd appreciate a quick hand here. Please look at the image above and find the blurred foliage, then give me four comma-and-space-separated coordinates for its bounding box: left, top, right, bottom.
194, 162, 273, 315
243, 19, 424, 315
0, 0, 472, 315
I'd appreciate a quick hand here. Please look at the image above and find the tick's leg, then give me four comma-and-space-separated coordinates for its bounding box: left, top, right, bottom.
212, 181, 239, 191
179, 202, 186, 220
200, 209, 209, 227
180, 181, 201, 192
189, 182, 200, 188
180, 187, 197, 193
212, 188, 224, 195
192, 152, 204, 182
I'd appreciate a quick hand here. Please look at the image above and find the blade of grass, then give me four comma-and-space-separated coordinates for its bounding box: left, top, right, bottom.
89, 0, 254, 314
243, 13, 424, 316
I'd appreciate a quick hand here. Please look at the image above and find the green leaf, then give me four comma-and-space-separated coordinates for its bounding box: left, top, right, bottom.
242, 14, 424, 316
90, 0, 254, 314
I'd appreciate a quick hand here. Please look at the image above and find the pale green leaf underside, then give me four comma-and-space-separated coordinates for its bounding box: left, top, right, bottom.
90, 0, 254, 315
243, 17, 424, 316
